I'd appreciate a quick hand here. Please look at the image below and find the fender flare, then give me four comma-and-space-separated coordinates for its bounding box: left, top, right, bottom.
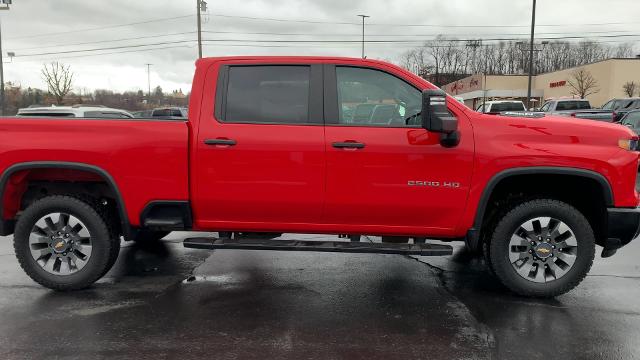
466, 167, 614, 251
0, 161, 131, 238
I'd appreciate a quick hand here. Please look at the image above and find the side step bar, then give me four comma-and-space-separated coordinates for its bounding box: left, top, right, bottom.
183, 237, 453, 256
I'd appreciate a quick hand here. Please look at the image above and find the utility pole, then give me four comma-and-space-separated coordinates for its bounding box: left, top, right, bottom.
357, 14, 370, 59
145, 64, 152, 102
466, 40, 488, 113
526, 0, 537, 109
197, 0, 207, 59
0, 1, 10, 117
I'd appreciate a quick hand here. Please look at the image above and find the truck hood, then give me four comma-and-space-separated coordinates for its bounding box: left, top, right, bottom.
473, 112, 637, 143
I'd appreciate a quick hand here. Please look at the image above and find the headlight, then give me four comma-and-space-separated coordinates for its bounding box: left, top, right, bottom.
619, 138, 639, 151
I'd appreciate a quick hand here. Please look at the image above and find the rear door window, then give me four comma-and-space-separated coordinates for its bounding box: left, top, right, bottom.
221, 65, 311, 125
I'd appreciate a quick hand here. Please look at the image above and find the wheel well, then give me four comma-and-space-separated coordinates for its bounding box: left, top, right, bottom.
1, 165, 128, 237
479, 173, 609, 248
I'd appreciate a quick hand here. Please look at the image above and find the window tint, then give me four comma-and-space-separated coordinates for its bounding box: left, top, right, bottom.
17, 113, 76, 117
491, 102, 525, 112
556, 101, 589, 111
336, 67, 421, 127
224, 66, 310, 124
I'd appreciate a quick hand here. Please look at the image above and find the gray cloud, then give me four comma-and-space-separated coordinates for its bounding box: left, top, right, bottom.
2, 0, 638, 93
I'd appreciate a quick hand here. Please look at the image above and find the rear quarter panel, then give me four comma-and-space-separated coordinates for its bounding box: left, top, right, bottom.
0, 118, 189, 226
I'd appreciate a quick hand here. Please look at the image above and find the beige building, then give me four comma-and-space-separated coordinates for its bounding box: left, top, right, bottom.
443, 58, 640, 109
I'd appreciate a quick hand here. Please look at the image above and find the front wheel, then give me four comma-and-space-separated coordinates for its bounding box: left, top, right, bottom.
13, 196, 120, 291
489, 199, 595, 298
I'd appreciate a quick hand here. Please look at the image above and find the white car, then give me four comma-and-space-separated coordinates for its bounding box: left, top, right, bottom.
17, 106, 134, 119
475, 101, 526, 114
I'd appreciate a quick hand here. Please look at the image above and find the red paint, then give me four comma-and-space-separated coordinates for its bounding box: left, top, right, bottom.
1, 56, 638, 239
550, 80, 567, 88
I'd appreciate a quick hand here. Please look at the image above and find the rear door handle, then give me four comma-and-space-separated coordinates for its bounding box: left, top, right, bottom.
204, 138, 237, 146
332, 141, 365, 149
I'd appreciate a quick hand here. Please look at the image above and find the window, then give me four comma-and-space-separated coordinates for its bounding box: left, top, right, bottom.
490, 102, 525, 112
540, 102, 551, 112
623, 112, 640, 128
223, 66, 310, 124
152, 109, 185, 118
17, 113, 75, 117
556, 101, 590, 111
336, 67, 422, 127
84, 111, 133, 119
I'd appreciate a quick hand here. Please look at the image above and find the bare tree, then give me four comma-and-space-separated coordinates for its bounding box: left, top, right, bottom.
623, 81, 638, 97
41, 62, 74, 105
567, 68, 600, 99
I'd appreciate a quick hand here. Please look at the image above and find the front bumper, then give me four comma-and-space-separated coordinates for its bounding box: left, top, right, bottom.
604, 207, 640, 257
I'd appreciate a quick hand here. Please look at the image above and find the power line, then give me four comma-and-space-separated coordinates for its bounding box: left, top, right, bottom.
7, 15, 194, 40
208, 12, 640, 28
11, 32, 197, 51
13, 45, 193, 61
12, 34, 640, 59
10, 28, 636, 53
13, 40, 195, 58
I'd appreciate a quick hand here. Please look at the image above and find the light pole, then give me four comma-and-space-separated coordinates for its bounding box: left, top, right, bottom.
197, 0, 207, 59
0, 0, 11, 116
526, 0, 537, 109
357, 14, 370, 59
145, 63, 153, 103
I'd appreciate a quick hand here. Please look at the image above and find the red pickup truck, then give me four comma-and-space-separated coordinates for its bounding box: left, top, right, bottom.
2, 56, 639, 297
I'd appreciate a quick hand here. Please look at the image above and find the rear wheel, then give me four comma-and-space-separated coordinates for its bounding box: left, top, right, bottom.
489, 199, 595, 298
13, 196, 120, 291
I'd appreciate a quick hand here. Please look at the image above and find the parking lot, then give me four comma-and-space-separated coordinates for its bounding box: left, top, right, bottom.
0, 227, 639, 359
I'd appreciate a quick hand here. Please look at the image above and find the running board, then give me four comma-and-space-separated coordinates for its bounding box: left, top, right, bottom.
183, 237, 453, 256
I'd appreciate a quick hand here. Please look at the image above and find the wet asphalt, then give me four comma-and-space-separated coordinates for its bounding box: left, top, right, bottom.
2, 198, 640, 360
0, 232, 638, 360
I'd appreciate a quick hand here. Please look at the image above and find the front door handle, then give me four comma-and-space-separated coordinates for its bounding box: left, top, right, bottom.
204, 138, 237, 146
332, 141, 365, 149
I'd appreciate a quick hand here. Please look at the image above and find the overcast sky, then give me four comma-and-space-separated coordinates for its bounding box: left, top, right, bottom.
2, 0, 638, 93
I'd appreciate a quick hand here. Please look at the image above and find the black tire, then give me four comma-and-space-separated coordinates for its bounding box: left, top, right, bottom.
489, 199, 595, 298
133, 230, 170, 243
13, 196, 120, 291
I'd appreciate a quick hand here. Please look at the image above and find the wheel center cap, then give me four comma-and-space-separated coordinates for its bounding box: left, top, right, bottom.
51, 238, 69, 253
534, 243, 554, 259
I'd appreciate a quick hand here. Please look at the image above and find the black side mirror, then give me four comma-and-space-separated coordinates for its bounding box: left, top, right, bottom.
421, 89, 460, 147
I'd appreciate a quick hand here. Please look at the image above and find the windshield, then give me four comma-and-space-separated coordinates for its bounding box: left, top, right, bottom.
556, 101, 591, 111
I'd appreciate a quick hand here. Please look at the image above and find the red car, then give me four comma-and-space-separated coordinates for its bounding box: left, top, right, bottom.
1, 56, 638, 297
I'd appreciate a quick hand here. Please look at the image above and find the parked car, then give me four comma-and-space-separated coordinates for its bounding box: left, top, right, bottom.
537, 99, 614, 122
620, 110, 640, 134
17, 106, 134, 119
602, 98, 640, 122
475, 101, 526, 114
1, 57, 638, 298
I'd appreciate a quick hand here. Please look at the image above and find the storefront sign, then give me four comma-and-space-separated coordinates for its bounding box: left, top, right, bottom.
550, 80, 567, 88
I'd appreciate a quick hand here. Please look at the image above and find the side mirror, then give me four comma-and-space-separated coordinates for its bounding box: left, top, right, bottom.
422, 89, 460, 148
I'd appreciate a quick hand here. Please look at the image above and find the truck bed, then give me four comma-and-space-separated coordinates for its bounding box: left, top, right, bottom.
0, 117, 189, 226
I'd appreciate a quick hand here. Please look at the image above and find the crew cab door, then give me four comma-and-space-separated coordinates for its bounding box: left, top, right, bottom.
323, 64, 474, 236
193, 62, 325, 229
